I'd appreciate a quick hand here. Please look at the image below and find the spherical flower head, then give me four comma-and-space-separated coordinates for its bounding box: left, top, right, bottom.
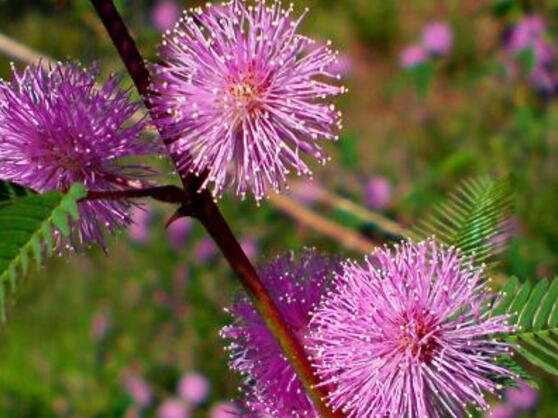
308, 240, 516, 418
364, 175, 392, 210
178, 372, 210, 405
152, 0, 180, 32
421, 22, 453, 56
400, 44, 428, 69
167, 217, 193, 249
506, 380, 539, 411
158, 399, 189, 418
0, 62, 157, 249
150, 0, 344, 201
221, 250, 341, 417
487, 404, 517, 418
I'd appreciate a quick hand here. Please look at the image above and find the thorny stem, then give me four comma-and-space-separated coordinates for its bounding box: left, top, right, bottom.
88, 1, 341, 416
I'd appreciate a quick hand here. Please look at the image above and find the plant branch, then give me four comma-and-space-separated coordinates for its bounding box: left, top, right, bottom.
87, 1, 340, 416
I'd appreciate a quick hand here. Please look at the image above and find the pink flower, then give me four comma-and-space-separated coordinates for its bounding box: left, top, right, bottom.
124, 375, 152, 408
150, 0, 344, 200
193, 238, 217, 264
364, 176, 392, 210
178, 373, 210, 405
128, 205, 152, 243
167, 218, 192, 249
422, 22, 453, 56
158, 399, 189, 418
400, 44, 428, 68
240, 237, 259, 259
90, 310, 110, 341
488, 404, 517, 418
506, 381, 539, 411
152, 0, 180, 32
308, 240, 516, 418
222, 250, 341, 417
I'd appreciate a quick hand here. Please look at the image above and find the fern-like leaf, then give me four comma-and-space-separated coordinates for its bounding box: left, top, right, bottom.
493, 277, 558, 376
412, 176, 514, 267
0, 182, 86, 321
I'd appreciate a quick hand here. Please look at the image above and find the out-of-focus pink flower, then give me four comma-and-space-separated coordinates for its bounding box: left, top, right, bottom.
152, 0, 180, 32
167, 218, 192, 249
193, 238, 217, 264
422, 22, 453, 56
128, 205, 152, 244
240, 238, 259, 260
400, 44, 428, 68
158, 399, 189, 418
506, 381, 539, 411
364, 176, 392, 210
124, 375, 152, 408
289, 179, 323, 206
488, 404, 517, 418
210, 402, 240, 418
178, 373, 210, 405
506, 15, 546, 54
90, 310, 110, 341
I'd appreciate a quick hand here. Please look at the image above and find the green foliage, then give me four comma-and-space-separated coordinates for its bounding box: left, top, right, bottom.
412, 176, 514, 267
0, 182, 86, 321
493, 277, 558, 376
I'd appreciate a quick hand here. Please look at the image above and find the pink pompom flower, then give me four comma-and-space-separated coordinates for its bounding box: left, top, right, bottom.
221, 250, 341, 417
178, 372, 210, 405
308, 240, 516, 418
400, 44, 428, 69
0, 62, 156, 248
150, 0, 344, 201
421, 22, 453, 56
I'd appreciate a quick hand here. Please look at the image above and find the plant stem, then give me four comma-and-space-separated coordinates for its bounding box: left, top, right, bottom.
88, 1, 339, 416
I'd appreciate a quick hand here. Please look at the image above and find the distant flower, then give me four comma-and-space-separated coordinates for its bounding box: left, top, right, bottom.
150, 0, 344, 201
152, 0, 180, 32
506, 381, 539, 411
193, 238, 217, 263
400, 44, 428, 68
240, 237, 259, 259
222, 250, 340, 417
90, 310, 110, 342
505, 16, 546, 56
158, 399, 189, 418
167, 218, 192, 249
422, 22, 453, 56
308, 240, 515, 418
124, 374, 152, 408
178, 372, 210, 405
209, 402, 241, 418
364, 175, 392, 210
0, 62, 156, 248
502, 16, 558, 95
488, 404, 517, 418
128, 205, 153, 244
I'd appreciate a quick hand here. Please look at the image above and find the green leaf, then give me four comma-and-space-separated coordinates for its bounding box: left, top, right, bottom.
411, 176, 514, 268
494, 277, 558, 376
0, 181, 85, 321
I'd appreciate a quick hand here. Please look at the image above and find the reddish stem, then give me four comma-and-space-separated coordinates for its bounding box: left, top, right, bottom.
88, 1, 340, 416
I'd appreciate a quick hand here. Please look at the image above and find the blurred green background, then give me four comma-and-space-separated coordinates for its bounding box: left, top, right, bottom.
0, 0, 557, 417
